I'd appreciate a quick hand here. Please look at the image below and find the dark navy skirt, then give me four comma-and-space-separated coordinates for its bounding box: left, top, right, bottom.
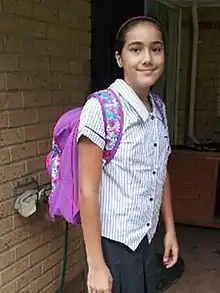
101, 235, 158, 293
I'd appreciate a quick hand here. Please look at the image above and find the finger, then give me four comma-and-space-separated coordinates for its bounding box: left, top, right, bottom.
109, 278, 113, 289
87, 285, 92, 293
170, 250, 179, 267
163, 248, 170, 263
165, 258, 175, 268
88, 284, 98, 293
165, 252, 178, 268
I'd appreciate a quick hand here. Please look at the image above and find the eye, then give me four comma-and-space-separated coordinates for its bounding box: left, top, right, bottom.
130, 47, 141, 53
152, 47, 162, 53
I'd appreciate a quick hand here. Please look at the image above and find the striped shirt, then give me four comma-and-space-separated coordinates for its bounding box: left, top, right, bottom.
77, 79, 171, 251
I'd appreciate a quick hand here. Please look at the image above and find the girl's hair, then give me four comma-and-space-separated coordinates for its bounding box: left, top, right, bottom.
115, 16, 165, 55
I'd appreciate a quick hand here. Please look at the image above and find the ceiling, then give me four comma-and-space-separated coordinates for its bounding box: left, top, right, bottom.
160, 0, 220, 7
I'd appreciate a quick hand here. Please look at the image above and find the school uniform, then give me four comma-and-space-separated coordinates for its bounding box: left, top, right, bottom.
77, 79, 171, 293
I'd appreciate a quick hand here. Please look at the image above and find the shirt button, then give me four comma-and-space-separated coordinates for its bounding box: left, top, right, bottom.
150, 197, 153, 201
152, 171, 156, 175
147, 223, 150, 227
154, 143, 157, 147
151, 115, 155, 120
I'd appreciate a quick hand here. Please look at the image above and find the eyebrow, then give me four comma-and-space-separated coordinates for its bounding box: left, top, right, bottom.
127, 40, 163, 47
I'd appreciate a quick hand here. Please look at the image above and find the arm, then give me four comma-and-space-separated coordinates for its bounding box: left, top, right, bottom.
78, 136, 105, 268
161, 171, 175, 234
162, 170, 179, 268
77, 98, 112, 292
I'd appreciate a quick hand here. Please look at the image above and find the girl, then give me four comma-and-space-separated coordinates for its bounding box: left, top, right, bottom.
77, 16, 179, 293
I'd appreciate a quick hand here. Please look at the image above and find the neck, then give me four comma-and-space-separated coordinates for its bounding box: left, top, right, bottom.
133, 87, 150, 105
124, 79, 150, 104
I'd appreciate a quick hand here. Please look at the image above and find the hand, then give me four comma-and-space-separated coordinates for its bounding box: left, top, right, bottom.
87, 263, 113, 293
163, 230, 179, 269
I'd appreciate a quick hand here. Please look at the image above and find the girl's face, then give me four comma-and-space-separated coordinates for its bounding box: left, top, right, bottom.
115, 21, 164, 91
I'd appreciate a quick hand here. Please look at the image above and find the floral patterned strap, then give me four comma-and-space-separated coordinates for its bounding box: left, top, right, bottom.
151, 92, 165, 125
90, 88, 124, 164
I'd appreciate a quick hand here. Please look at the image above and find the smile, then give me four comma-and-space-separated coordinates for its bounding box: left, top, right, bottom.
137, 69, 156, 75
137, 69, 156, 72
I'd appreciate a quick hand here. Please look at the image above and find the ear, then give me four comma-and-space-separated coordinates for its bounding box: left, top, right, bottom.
115, 51, 123, 68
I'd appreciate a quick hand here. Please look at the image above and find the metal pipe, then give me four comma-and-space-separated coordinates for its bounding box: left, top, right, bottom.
173, 7, 182, 144
188, 1, 199, 143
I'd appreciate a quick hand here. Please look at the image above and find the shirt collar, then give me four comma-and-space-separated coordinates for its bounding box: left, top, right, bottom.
109, 79, 152, 122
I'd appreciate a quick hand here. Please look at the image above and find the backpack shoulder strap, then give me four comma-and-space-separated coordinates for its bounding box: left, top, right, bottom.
150, 92, 166, 125
88, 88, 124, 164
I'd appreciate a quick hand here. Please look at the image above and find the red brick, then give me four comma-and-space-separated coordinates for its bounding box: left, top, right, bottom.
20, 19, 46, 38
42, 278, 60, 293
0, 224, 30, 253
0, 127, 25, 147
41, 223, 64, 245
0, 162, 26, 183
22, 55, 50, 72
10, 141, 38, 161
22, 92, 51, 108
0, 147, 10, 165
0, 281, 17, 293
5, 73, 25, 90
0, 73, 6, 90
0, 249, 16, 271
0, 53, 21, 71
29, 242, 51, 266
9, 109, 38, 127
41, 248, 62, 273
15, 235, 41, 260
37, 139, 51, 155
24, 123, 50, 141
0, 182, 12, 202
0, 92, 23, 110
0, 111, 9, 129
4, 36, 23, 53
0, 199, 15, 220
2, 0, 33, 17
0, 0, 90, 291
26, 155, 45, 174
16, 263, 42, 291
30, 268, 54, 293
0, 216, 14, 235
50, 57, 69, 73
38, 106, 60, 123
16, 285, 31, 293
1, 256, 29, 285
33, 2, 58, 23
0, 14, 20, 35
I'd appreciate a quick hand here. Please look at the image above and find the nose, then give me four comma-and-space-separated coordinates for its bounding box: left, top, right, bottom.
142, 49, 152, 64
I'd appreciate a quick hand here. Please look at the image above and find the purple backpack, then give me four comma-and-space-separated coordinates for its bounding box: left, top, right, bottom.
45, 88, 165, 225
45, 89, 124, 224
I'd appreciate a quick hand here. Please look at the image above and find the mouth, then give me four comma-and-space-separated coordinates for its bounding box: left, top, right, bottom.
137, 68, 156, 76
137, 68, 156, 72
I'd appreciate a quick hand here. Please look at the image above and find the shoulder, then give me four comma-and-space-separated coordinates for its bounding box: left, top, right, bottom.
151, 92, 166, 106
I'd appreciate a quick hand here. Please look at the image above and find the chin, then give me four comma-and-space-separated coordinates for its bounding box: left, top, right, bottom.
137, 77, 158, 89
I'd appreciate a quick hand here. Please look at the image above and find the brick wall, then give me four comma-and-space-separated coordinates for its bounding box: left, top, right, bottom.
0, 1, 90, 293
177, 7, 220, 144
195, 8, 220, 141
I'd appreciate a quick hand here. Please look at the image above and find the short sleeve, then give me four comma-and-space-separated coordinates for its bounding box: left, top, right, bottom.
77, 97, 105, 150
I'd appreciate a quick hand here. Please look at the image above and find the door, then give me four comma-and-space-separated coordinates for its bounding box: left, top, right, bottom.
91, 0, 145, 91
155, 1, 182, 144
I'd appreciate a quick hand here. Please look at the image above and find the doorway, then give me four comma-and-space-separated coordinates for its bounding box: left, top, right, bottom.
91, 0, 145, 91
90, 0, 181, 143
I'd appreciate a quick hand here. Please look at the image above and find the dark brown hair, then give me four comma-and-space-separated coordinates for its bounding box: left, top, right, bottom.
115, 16, 165, 55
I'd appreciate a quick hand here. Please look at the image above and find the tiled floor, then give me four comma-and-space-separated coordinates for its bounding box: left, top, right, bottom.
156, 224, 220, 293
